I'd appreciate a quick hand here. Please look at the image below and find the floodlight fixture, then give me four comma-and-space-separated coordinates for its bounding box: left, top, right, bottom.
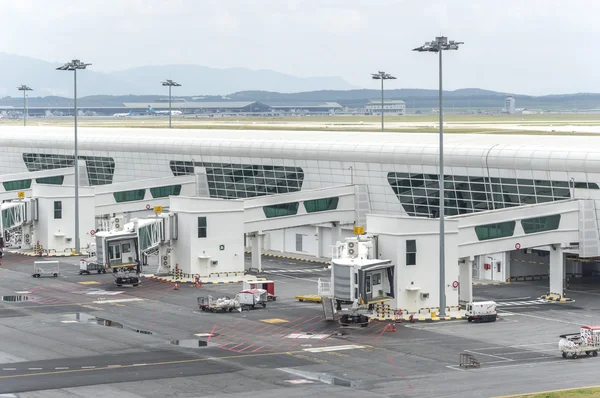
371, 71, 396, 131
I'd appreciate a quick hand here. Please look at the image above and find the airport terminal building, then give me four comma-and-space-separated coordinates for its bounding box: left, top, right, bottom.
2, 127, 600, 282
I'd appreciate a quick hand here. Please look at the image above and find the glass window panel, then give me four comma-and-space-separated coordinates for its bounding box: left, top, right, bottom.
263, 202, 299, 218
3, 179, 32, 191
113, 189, 146, 203
474, 221, 516, 241
304, 197, 339, 213
149, 185, 182, 198
521, 215, 561, 234
36, 176, 64, 185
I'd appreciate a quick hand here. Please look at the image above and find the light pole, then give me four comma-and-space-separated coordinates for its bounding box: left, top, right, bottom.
161, 79, 181, 128
56, 59, 91, 255
17, 85, 33, 126
371, 71, 396, 131
413, 37, 463, 317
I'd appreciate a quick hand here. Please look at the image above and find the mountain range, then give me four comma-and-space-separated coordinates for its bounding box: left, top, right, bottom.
0, 52, 358, 97
1, 53, 600, 110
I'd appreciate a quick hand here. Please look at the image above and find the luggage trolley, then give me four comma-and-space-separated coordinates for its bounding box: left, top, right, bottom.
32, 260, 60, 278
559, 325, 600, 359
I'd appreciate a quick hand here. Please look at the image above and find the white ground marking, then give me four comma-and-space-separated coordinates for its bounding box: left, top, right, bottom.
93, 298, 144, 304
303, 345, 365, 353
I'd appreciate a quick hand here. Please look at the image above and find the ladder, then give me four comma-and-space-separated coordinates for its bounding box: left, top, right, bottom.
322, 296, 335, 321
318, 278, 335, 321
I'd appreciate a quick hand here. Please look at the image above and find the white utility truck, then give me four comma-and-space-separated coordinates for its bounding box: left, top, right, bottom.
465, 301, 497, 323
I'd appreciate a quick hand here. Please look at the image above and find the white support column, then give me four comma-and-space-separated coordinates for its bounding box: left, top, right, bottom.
549, 245, 564, 297
331, 222, 342, 249
316, 226, 324, 258
251, 233, 263, 272
458, 257, 473, 303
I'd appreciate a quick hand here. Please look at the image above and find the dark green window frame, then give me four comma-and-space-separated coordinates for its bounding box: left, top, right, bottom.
263, 202, 299, 218
474, 221, 516, 241
36, 176, 65, 185
149, 185, 182, 199
113, 189, 146, 203
2, 179, 32, 191
521, 214, 561, 234
304, 197, 339, 213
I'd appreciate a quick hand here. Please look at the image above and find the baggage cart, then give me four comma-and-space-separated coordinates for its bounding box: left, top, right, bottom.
238, 289, 268, 310
197, 295, 241, 313
79, 257, 107, 275
560, 325, 600, 359
32, 260, 60, 278
243, 280, 276, 301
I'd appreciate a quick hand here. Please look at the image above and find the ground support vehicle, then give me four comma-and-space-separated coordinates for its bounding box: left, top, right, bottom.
237, 289, 268, 310
79, 257, 107, 275
339, 300, 370, 327
559, 325, 600, 359
243, 280, 276, 301
32, 260, 59, 278
197, 295, 241, 313
465, 301, 497, 323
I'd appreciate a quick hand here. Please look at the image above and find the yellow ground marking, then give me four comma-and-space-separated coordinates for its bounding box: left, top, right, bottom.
78, 281, 100, 285
0, 350, 306, 380
260, 318, 289, 324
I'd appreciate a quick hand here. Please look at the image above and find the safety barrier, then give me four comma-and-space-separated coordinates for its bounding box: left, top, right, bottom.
539, 292, 575, 302
209, 271, 246, 278
507, 274, 549, 282
417, 305, 462, 314
244, 250, 330, 265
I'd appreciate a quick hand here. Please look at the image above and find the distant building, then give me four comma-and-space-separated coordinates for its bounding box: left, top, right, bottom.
122, 101, 271, 114
504, 96, 516, 114
266, 102, 343, 114
365, 100, 406, 116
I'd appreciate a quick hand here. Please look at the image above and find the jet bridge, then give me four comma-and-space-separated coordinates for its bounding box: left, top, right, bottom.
94, 185, 358, 279
1, 199, 37, 250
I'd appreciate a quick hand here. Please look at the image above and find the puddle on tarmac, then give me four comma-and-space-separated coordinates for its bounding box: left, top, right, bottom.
1, 295, 29, 302
278, 368, 359, 388
169, 339, 208, 348
61, 313, 153, 335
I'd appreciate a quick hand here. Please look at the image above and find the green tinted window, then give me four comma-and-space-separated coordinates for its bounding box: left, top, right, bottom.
521, 215, 561, 234
35, 176, 64, 185
149, 185, 182, 198
263, 202, 299, 218
2, 179, 32, 191
304, 197, 339, 213
474, 221, 516, 241
113, 189, 146, 203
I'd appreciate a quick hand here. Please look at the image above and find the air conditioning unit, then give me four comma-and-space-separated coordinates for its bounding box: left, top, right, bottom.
348, 242, 355, 248
348, 248, 355, 256
211, 261, 219, 266
420, 293, 429, 299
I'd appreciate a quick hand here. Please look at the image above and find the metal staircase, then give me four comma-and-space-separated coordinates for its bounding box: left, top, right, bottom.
318, 278, 335, 321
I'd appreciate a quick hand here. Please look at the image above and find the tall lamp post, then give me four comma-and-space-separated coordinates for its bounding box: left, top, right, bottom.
17, 85, 33, 126
413, 37, 463, 317
161, 79, 181, 128
371, 71, 396, 131
56, 59, 91, 255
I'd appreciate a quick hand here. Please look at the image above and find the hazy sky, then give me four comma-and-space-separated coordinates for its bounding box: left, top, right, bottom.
2, 0, 599, 95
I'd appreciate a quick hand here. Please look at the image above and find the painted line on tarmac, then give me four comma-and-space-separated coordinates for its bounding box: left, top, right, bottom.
464, 350, 513, 361
303, 345, 365, 353
0, 350, 308, 380
92, 298, 144, 304
509, 311, 581, 326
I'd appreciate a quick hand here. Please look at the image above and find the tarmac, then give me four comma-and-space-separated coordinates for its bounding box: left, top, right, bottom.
1, 252, 600, 397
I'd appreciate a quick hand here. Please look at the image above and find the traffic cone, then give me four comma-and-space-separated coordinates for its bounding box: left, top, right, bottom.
174, 282, 179, 291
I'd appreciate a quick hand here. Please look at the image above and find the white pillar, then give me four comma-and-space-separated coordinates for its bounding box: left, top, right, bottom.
458, 257, 473, 303
251, 233, 263, 272
549, 245, 564, 297
331, 222, 342, 249
316, 226, 324, 258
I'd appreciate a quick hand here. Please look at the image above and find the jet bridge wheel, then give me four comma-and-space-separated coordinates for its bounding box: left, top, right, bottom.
593, 351, 598, 357
562, 352, 567, 359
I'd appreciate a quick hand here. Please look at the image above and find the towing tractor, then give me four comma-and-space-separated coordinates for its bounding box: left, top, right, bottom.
465, 301, 498, 323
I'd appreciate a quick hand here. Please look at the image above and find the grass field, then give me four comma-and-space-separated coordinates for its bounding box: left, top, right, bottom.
508, 386, 600, 397
2, 113, 600, 135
